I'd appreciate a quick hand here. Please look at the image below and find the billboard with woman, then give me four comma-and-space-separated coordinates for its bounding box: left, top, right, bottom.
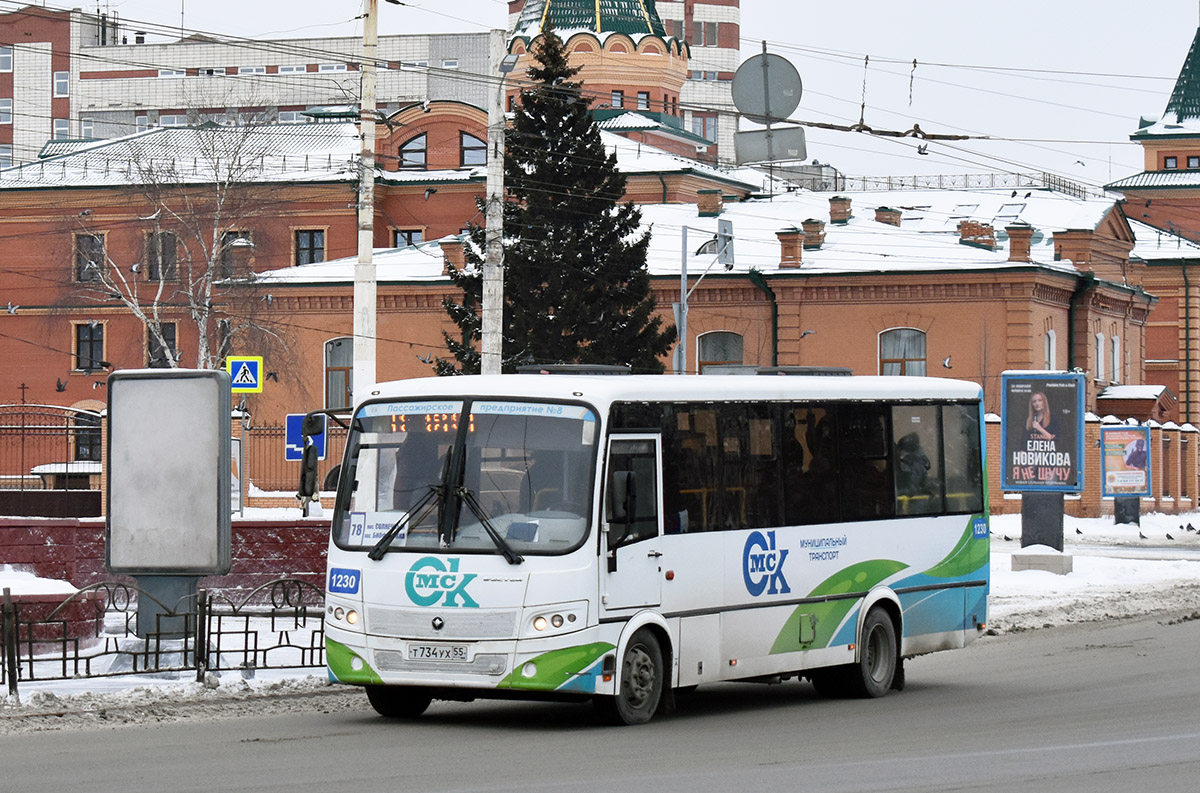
1000, 372, 1085, 492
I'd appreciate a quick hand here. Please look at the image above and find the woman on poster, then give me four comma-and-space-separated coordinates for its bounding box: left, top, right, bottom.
1026, 391, 1058, 442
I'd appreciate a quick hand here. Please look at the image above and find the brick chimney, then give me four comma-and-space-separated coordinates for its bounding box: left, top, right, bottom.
777, 226, 803, 268
697, 189, 722, 217
1052, 229, 1093, 270
801, 218, 826, 249
439, 237, 465, 274
1005, 222, 1034, 262
958, 220, 996, 250
874, 206, 901, 226
829, 195, 852, 224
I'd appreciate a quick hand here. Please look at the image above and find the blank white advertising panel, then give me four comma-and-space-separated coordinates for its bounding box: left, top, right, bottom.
106, 369, 232, 574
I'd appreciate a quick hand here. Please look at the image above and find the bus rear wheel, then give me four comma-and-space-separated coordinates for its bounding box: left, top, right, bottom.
809, 607, 897, 699
595, 629, 663, 725
365, 685, 433, 718
849, 607, 897, 698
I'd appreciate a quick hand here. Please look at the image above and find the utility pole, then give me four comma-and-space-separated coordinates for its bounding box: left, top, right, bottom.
353, 0, 379, 399
481, 29, 510, 375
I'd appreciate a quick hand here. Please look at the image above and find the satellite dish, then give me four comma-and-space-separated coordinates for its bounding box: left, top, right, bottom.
732, 53, 802, 122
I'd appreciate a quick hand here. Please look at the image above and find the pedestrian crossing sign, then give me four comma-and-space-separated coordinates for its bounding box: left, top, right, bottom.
226, 355, 264, 393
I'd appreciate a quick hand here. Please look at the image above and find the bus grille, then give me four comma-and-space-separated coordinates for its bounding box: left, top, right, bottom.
374, 651, 508, 676
367, 607, 520, 639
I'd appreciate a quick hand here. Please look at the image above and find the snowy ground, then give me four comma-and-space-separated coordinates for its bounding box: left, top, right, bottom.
2, 510, 1199, 732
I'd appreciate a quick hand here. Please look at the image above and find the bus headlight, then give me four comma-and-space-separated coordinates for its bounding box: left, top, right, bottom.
524, 601, 588, 637
326, 600, 363, 631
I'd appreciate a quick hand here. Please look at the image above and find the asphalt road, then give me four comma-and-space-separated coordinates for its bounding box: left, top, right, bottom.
6, 615, 1200, 793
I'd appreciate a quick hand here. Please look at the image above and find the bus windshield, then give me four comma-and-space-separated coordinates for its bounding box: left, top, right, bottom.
333, 399, 599, 556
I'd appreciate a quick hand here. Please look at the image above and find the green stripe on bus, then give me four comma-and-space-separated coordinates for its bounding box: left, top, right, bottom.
770, 559, 908, 654
498, 642, 615, 691
326, 637, 384, 685
923, 517, 989, 579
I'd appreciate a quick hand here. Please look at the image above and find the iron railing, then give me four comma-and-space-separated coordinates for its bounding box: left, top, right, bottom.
1, 578, 326, 703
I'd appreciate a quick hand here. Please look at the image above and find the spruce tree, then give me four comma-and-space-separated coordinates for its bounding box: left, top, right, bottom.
438, 30, 676, 374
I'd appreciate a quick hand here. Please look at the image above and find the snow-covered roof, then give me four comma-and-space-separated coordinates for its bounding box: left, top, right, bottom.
1129, 218, 1200, 261
255, 239, 454, 285
0, 123, 360, 189
1129, 117, 1200, 138
30, 461, 102, 474
597, 112, 660, 131
511, 0, 669, 39
601, 130, 756, 191
262, 186, 1120, 286
1106, 169, 1200, 190
636, 187, 1111, 277
596, 112, 714, 148
1097, 385, 1170, 400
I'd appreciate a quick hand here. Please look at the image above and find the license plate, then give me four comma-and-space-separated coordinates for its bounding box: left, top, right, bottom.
408, 643, 468, 661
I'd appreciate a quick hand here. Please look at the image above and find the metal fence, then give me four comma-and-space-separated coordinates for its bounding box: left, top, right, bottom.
1, 578, 326, 703
838, 171, 1099, 199
242, 422, 348, 494
0, 404, 103, 516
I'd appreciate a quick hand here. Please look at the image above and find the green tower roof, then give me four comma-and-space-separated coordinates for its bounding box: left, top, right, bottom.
516, 0, 666, 37
1165, 28, 1200, 122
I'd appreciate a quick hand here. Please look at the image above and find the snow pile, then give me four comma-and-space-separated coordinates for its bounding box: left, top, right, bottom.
0, 565, 76, 596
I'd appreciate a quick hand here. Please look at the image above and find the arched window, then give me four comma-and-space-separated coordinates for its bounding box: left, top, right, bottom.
399, 133, 426, 169
698, 331, 743, 373
460, 132, 486, 166
880, 328, 926, 376
73, 411, 101, 462
1111, 335, 1121, 383
1044, 329, 1057, 370
325, 338, 352, 410
1095, 332, 1105, 381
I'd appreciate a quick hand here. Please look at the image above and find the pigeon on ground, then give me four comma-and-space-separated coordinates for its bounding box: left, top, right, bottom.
1076, 528, 1083, 535
1167, 533, 1175, 540
1139, 531, 1148, 540
1002, 535, 1012, 542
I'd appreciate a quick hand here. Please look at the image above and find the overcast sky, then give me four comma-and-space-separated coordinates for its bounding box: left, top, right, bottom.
82, 0, 1200, 186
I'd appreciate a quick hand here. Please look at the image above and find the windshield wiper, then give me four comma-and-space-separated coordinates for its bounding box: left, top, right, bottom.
367, 485, 442, 561
458, 486, 524, 565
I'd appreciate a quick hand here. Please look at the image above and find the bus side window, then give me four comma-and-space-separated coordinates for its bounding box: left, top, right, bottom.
719, 403, 781, 529
838, 403, 894, 521
667, 406, 719, 532
892, 405, 944, 516
783, 404, 839, 526
942, 403, 984, 513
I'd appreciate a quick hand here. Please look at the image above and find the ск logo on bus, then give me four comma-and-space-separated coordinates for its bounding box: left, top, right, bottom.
405, 557, 479, 608
742, 530, 791, 597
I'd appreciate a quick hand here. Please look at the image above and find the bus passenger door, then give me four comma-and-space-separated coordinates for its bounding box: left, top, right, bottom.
602, 435, 663, 610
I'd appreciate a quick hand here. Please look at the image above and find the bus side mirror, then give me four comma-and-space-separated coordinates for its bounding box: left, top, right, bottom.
298, 443, 319, 499
301, 413, 325, 437
606, 470, 637, 549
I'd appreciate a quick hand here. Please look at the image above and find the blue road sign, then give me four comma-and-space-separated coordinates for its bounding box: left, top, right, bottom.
286, 413, 327, 461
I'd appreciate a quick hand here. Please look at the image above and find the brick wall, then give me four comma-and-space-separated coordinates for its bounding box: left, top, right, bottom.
987, 418, 1199, 518
0, 517, 329, 595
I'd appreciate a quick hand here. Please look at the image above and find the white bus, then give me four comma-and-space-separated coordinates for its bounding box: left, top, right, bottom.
320, 373, 989, 724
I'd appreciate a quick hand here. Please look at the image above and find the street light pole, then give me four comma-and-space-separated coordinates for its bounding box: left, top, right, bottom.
353, 0, 380, 400
481, 29, 509, 375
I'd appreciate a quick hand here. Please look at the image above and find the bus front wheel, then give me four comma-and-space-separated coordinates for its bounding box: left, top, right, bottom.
595, 629, 664, 725
365, 685, 433, 718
